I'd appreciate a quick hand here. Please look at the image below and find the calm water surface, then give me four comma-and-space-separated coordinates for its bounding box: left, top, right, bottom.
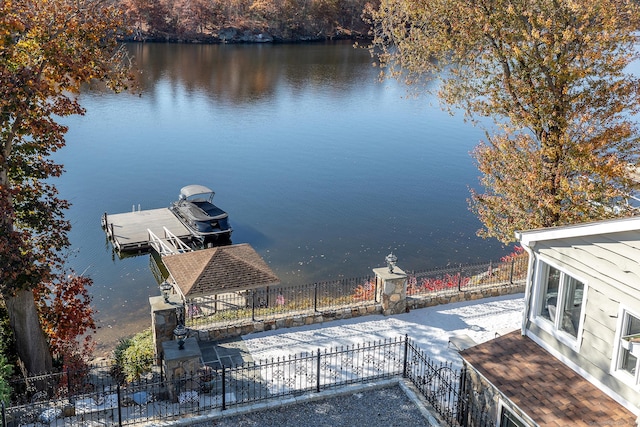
56, 41, 508, 350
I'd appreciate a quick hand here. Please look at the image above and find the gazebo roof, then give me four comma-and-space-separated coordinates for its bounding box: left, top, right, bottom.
162, 243, 280, 298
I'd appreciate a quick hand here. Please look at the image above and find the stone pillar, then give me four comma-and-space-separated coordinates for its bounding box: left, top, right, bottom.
150, 295, 183, 364
373, 266, 407, 315
162, 337, 202, 402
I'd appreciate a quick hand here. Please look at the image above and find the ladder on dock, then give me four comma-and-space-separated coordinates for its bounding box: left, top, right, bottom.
148, 227, 192, 256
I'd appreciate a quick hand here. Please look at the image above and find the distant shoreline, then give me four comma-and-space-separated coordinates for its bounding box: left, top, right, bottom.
121, 31, 370, 45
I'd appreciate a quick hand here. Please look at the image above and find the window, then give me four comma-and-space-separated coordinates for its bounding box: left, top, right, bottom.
499, 405, 527, 427
536, 261, 585, 339
614, 310, 640, 385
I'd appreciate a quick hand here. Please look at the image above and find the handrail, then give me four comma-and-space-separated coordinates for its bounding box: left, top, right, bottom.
148, 229, 176, 256
148, 228, 192, 256
163, 226, 192, 253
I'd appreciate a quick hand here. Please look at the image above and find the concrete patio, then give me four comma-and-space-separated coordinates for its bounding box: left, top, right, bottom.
196, 292, 524, 369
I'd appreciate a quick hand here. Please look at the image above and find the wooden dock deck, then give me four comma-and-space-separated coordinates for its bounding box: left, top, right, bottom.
102, 208, 194, 253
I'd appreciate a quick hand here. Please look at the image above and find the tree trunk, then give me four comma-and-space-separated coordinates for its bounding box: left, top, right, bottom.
539, 129, 563, 227
5, 290, 53, 375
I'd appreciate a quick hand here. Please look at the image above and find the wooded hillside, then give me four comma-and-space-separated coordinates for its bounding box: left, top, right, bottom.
120, 0, 377, 42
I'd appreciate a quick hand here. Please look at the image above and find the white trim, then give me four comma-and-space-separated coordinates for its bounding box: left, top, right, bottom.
168, 273, 187, 301
525, 329, 640, 416
528, 256, 587, 353
520, 245, 536, 334
515, 216, 640, 246
611, 305, 640, 388
497, 399, 531, 427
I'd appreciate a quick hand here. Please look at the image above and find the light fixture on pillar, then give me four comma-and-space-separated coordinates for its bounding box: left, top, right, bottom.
173, 324, 187, 350
160, 281, 173, 303
385, 252, 397, 273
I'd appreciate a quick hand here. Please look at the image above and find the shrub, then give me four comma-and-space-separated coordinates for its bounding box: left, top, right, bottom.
352, 280, 375, 301
111, 329, 154, 384
0, 301, 16, 404
0, 354, 13, 405
0, 302, 17, 367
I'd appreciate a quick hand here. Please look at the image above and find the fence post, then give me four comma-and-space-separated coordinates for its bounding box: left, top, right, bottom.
266, 286, 270, 307
314, 284, 318, 312
2, 400, 6, 427
251, 290, 256, 321
458, 264, 463, 291
316, 348, 321, 393
403, 334, 409, 378
66, 366, 71, 396
222, 367, 226, 410
374, 276, 379, 303
509, 258, 515, 284
117, 384, 122, 427
457, 366, 469, 427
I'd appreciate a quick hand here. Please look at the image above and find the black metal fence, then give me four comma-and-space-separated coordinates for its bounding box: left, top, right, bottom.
407, 254, 527, 296
183, 255, 528, 329
404, 339, 495, 427
1, 255, 528, 425
185, 275, 377, 328
2, 336, 495, 427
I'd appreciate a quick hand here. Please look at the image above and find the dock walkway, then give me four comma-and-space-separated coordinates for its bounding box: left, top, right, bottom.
102, 208, 194, 253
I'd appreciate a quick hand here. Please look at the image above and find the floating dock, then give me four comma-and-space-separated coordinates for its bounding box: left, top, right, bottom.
102, 208, 195, 253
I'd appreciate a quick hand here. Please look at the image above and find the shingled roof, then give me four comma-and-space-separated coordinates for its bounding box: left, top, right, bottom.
162, 244, 280, 298
460, 331, 637, 427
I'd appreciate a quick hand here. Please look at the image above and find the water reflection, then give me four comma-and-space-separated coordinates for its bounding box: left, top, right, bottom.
128, 41, 375, 103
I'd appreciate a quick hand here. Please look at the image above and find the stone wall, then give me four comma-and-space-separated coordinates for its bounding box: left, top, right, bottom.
464, 362, 535, 426
193, 304, 383, 342
407, 282, 525, 311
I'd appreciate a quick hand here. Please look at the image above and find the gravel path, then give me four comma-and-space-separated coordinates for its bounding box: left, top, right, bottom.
186, 384, 434, 426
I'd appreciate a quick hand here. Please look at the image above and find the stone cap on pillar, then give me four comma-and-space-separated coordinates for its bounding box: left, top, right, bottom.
373, 266, 406, 280
162, 337, 201, 361
150, 295, 183, 312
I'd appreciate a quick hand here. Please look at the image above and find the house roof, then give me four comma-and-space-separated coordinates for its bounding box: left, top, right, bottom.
460, 331, 637, 427
515, 216, 640, 295
162, 244, 280, 298
515, 216, 640, 246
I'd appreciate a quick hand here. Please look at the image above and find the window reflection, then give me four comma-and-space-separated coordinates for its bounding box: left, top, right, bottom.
620, 314, 640, 377
560, 278, 584, 337
541, 265, 560, 321
537, 261, 584, 339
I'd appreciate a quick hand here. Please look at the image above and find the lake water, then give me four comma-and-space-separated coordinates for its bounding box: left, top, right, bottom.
56, 41, 508, 351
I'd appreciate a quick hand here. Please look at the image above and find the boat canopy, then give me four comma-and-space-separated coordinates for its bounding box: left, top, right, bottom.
180, 185, 215, 198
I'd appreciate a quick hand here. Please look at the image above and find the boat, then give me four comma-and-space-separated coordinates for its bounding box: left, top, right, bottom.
169, 185, 232, 242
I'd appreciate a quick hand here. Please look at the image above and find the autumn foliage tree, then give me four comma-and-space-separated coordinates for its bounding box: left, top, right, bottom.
369, 0, 640, 243
0, 0, 131, 374
35, 273, 96, 369
120, 0, 373, 41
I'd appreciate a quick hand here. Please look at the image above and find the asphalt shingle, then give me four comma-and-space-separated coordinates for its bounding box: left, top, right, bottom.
460, 331, 637, 427
162, 244, 280, 298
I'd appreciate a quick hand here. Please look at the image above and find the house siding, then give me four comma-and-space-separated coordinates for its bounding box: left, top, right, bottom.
526, 230, 640, 412
536, 233, 640, 298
